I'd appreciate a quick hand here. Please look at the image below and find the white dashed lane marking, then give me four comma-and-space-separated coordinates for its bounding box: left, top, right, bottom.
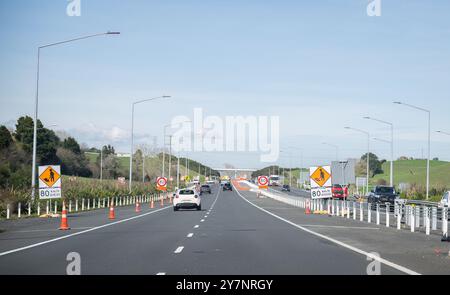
200, 219, 205, 222
174, 246, 184, 254
194, 225, 199, 228
187, 233, 194, 238
156, 272, 166, 275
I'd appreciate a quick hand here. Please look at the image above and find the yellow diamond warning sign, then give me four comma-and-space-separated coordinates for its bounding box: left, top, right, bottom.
39, 166, 61, 188
310, 166, 331, 188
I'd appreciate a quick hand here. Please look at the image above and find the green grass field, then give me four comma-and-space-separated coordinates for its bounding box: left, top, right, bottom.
371, 159, 450, 188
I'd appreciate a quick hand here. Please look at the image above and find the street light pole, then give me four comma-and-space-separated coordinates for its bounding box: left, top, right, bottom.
31, 31, 120, 200
130, 96, 171, 193
345, 127, 370, 194
364, 116, 394, 186
394, 101, 431, 199
100, 147, 103, 181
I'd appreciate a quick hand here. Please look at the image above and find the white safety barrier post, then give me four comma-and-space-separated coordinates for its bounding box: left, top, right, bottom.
376, 204, 380, 225
360, 202, 363, 222
75, 199, 78, 212
18, 202, 21, 218
87, 198, 90, 210
54, 200, 57, 213
353, 202, 356, 220
6, 204, 10, 219
82, 198, 85, 211
107, 197, 110, 208
442, 207, 448, 241
103, 198, 105, 208
98, 198, 101, 208
410, 206, 415, 233
415, 206, 420, 228
341, 201, 345, 217
37, 202, 40, 216
405, 206, 410, 226
69, 200, 72, 213
422, 206, 426, 228
28, 202, 31, 216
46, 201, 49, 215
386, 203, 390, 228
397, 205, 401, 230
327, 199, 331, 214
432, 207, 437, 230
331, 199, 335, 216
336, 200, 340, 216
347, 201, 350, 219
368, 203, 372, 223
425, 207, 430, 235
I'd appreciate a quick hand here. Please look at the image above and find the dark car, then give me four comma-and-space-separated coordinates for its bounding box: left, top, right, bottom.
223, 182, 232, 191
367, 186, 398, 204
200, 184, 212, 194
282, 184, 290, 192
332, 184, 344, 199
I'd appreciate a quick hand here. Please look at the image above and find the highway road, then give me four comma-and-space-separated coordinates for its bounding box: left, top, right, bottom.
0, 183, 447, 275
269, 185, 310, 198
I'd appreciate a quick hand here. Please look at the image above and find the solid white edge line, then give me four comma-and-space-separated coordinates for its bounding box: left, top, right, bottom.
232, 183, 421, 276
174, 246, 184, 254
0, 206, 172, 257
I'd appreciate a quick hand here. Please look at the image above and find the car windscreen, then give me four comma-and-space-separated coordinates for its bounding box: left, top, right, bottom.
270, 177, 279, 181
179, 190, 195, 195
375, 187, 394, 194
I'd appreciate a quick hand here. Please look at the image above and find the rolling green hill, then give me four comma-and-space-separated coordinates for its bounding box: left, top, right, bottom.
371, 159, 450, 189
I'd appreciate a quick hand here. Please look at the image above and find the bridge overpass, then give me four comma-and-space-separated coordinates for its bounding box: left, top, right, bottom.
213, 168, 257, 179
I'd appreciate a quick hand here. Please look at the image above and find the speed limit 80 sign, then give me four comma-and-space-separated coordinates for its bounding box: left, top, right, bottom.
156, 176, 168, 191
258, 176, 269, 189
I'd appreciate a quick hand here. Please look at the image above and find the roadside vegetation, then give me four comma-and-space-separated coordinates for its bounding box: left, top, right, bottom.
0, 116, 219, 217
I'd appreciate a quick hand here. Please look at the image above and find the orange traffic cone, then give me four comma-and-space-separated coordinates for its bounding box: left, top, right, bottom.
150, 199, 154, 209
59, 202, 70, 230
109, 202, 115, 220
305, 199, 311, 215
135, 202, 141, 213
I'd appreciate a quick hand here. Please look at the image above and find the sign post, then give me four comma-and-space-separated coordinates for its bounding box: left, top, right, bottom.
38, 165, 62, 199
310, 166, 332, 199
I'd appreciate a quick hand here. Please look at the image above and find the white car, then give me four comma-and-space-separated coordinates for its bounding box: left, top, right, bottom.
439, 191, 450, 208
173, 188, 201, 211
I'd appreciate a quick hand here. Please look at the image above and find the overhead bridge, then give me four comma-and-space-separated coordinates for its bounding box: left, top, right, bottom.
213, 168, 257, 179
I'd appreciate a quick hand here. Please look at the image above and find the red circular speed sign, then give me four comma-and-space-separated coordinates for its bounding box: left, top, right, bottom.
157, 177, 167, 187
258, 176, 269, 186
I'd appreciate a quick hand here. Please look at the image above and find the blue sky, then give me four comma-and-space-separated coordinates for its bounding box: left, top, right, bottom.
1, 0, 449, 169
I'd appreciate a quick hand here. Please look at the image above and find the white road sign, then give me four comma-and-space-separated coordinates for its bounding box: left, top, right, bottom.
38, 165, 62, 199
310, 187, 332, 199
310, 165, 332, 199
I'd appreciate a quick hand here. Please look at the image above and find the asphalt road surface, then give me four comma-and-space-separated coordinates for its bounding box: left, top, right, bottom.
0, 183, 445, 275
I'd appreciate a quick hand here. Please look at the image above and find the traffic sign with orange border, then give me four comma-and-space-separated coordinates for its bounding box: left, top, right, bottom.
258, 175, 269, 189
156, 176, 168, 191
